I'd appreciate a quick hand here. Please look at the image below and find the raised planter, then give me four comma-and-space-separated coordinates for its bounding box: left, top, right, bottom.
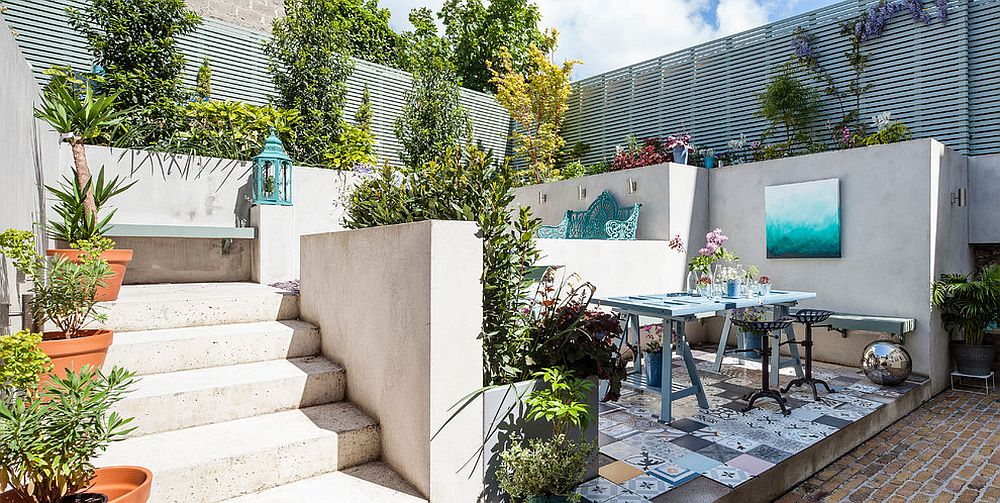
482, 378, 599, 503
47, 249, 133, 302
39, 329, 114, 379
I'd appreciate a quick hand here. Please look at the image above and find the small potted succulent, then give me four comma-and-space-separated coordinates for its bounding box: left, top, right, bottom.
932, 265, 1000, 376
644, 339, 663, 388
758, 275, 772, 295
696, 276, 713, 297
0, 229, 114, 379
0, 364, 151, 503
497, 368, 595, 503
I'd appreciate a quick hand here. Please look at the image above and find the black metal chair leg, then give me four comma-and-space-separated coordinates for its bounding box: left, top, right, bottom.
742, 389, 789, 415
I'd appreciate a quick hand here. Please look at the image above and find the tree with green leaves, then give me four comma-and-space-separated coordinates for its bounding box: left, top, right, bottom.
330, 86, 377, 169
67, 0, 200, 144
325, 0, 403, 68
439, 0, 548, 93
195, 57, 212, 100
491, 29, 578, 183
266, 0, 355, 166
758, 69, 818, 151
395, 8, 471, 168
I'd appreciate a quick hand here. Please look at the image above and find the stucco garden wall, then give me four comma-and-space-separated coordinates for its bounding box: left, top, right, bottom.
969, 153, 1000, 244
0, 16, 60, 320
299, 220, 484, 502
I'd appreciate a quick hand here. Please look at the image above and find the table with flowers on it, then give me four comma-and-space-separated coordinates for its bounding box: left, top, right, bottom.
593, 289, 816, 423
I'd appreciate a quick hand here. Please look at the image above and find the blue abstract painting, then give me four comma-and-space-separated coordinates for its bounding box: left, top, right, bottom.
765, 178, 841, 258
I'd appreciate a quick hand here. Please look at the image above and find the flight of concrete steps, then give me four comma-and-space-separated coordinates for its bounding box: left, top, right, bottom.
97, 283, 425, 503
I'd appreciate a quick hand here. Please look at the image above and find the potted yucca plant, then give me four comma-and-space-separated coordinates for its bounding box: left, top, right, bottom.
931, 265, 1000, 376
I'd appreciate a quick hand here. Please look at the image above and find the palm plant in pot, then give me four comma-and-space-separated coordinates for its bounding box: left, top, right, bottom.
0, 361, 151, 503
0, 229, 114, 378
931, 265, 1000, 376
497, 367, 595, 503
34, 76, 135, 302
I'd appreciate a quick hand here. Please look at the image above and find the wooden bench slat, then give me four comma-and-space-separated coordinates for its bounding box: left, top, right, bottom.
106, 224, 256, 240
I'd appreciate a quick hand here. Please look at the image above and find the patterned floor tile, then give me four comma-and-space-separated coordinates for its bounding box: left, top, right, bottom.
671, 434, 713, 451
696, 442, 744, 463
576, 477, 625, 502
745, 444, 794, 464
604, 422, 641, 439
726, 453, 776, 476
602, 440, 643, 461
670, 418, 708, 432
789, 407, 824, 421
689, 427, 727, 441
648, 463, 699, 486
674, 451, 722, 474
715, 435, 760, 453
605, 492, 651, 502
622, 452, 671, 472
814, 414, 852, 429
703, 464, 752, 487
600, 415, 624, 429
623, 474, 673, 499
600, 460, 645, 485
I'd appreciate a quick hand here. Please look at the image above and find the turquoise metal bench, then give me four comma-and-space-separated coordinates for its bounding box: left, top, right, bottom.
536, 190, 641, 240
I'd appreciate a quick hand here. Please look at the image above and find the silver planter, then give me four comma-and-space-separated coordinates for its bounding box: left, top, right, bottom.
861, 340, 912, 386
952, 343, 996, 377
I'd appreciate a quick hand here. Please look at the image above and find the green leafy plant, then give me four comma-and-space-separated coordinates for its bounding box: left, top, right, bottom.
645, 339, 663, 353
862, 112, 911, 146
266, 0, 355, 166
344, 146, 541, 385
0, 230, 112, 339
0, 331, 52, 397
323, 0, 403, 68
0, 366, 137, 503
68, 0, 200, 146
328, 86, 377, 169
46, 167, 135, 245
931, 265, 1000, 346
396, 7, 471, 168
558, 161, 587, 180
758, 70, 818, 152
196, 57, 212, 100
160, 100, 301, 161
498, 367, 594, 502
34, 79, 126, 218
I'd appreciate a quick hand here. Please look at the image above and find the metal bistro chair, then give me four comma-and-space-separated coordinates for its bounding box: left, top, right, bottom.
731, 317, 794, 415
782, 309, 836, 400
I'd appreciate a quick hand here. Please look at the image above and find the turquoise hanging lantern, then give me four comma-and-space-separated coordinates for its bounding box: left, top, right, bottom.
252, 129, 293, 206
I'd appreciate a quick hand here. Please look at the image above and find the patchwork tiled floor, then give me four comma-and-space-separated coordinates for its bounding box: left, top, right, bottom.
577, 345, 925, 503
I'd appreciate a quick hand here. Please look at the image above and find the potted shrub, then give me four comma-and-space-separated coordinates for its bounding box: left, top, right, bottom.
34, 77, 135, 302
734, 306, 768, 355
644, 339, 663, 388
931, 265, 1000, 376
0, 365, 152, 503
0, 229, 114, 378
0, 330, 52, 400
497, 367, 595, 503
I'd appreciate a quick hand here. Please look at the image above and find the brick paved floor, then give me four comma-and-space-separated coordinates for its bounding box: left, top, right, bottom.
777, 389, 1000, 503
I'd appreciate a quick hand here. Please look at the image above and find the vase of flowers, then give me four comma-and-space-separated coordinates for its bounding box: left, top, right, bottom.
758, 275, 772, 295
687, 228, 739, 298
644, 340, 663, 388
667, 134, 693, 165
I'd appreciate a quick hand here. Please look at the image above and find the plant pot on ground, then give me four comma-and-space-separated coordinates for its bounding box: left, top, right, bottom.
0, 364, 146, 503
932, 265, 1000, 377
0, 229, 115, 378
35, 78, 135, 302
644, 339, 663, 387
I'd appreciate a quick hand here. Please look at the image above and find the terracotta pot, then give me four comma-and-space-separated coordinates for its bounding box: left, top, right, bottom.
39, 329, 114, 379
90, 466, 153, 503
47, 249, 133, 302
0, 467, 151, 503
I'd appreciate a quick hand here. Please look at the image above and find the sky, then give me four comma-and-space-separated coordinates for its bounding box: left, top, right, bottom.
380, 0, 841, 80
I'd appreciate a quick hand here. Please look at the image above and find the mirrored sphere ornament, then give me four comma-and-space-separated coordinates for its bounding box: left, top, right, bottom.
861, 340, 912, 386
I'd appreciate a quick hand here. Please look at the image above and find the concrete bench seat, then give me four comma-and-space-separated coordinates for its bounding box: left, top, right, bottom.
790, 308, 915, 337
106, 223, 256, 240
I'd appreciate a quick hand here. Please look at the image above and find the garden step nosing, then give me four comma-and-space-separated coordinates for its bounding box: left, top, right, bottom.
114, 356, 345, 437
96, 402, 380, 503
101, 282, 299, 332
222, 462, 427, 503
104, 320, 321, 375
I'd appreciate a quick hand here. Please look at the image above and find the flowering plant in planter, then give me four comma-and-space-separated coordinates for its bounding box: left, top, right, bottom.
758, 275, 772, 285
688, 228, 739, 275
665, 133, 693, 152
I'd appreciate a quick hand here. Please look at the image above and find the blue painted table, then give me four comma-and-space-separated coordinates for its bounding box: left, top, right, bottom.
593, 290, 816, 422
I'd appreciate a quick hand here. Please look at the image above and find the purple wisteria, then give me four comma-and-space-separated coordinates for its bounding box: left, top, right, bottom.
699, 228, 729, 257
852, 0, 949, 43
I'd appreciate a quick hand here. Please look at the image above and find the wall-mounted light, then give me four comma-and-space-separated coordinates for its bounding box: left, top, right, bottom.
578, 186, 587, 199
628, 178, 638, 194
951, 188, 967, 207
538, 192, 547, 204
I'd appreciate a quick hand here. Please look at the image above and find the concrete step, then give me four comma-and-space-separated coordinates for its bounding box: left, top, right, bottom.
101, 283, 299, 332
116, 356, 345, 437
97, 402, 380, 503
104, 320, 321, 375
223, 463, 426, 503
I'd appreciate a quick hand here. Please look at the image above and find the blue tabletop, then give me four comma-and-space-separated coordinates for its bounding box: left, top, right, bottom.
593, 290, 817, 318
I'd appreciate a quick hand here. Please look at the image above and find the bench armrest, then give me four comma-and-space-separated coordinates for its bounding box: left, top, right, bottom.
536, 216, 569, 239
604, 203, 641, 240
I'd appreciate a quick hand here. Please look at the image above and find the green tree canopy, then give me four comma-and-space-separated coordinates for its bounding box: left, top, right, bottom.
439, 0, 548, 93
395, 7, 471, 167
325, 0, 403, 68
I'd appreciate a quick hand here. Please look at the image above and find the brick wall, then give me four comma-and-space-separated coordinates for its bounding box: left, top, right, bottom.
186, 0, 283, 33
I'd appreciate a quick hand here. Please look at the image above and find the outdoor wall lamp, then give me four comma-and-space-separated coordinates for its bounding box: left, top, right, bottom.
538, 192, 547, 204
578, 186, 587, 199
628, 178, 638, 194
950, 188, 967, 207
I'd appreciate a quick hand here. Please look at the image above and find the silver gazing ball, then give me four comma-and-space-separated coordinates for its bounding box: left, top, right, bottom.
861, 340, 912, 386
